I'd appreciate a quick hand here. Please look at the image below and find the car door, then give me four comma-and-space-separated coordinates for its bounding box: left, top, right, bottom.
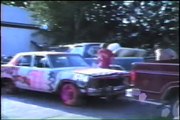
14, 55, 33, 89
28, 55, 51, 91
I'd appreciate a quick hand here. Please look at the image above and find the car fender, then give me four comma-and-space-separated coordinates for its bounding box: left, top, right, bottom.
161, 86, 179, 101
55, 79, 77, 92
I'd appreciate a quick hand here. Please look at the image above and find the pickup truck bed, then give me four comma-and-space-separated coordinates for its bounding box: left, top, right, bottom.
86, 57, 144, 71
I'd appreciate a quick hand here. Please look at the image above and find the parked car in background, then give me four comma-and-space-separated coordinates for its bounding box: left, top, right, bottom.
48, 43, 146, 71
126, 59, 179, 119
1, 51, 130, 106
48, 43, 101, 58
1, 55, 13, 64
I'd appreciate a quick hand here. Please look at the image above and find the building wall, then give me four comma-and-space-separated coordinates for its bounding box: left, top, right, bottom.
1, 4, 37, 24
1, 27, 49, 56
1, 4, 52, 56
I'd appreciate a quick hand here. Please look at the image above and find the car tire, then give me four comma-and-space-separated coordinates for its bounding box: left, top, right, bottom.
60, 83, 83, 106
171, 99, 179, 120
2, 80, 17, 94
106, 94, 120, 101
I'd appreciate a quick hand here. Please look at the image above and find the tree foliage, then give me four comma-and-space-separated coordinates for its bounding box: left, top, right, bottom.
2, 1, 179, 52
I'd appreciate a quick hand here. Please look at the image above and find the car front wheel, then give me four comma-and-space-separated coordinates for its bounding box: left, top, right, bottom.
60, 83, 83, 106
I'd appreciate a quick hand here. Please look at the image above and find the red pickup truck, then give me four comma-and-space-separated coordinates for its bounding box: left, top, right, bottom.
126, 59, 179, 119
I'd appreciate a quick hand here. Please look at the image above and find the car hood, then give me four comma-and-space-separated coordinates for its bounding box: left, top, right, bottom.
74, 68, 129, 76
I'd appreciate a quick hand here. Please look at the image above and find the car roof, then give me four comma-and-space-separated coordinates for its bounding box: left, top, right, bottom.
48, 42, 102, 49
15, 51, 77, 56
58, 42, 102, 47
72, 42, 102, 45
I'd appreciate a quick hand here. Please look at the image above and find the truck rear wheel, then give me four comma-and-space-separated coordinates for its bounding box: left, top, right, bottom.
60, 83, 83, 106
171, 99, 179, 119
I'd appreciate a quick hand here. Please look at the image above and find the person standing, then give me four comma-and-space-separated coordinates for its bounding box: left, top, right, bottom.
154, 42, 178, 61
97, 43, 114, 68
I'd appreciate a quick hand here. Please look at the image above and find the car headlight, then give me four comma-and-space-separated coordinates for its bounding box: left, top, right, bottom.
73, 74, 89, 82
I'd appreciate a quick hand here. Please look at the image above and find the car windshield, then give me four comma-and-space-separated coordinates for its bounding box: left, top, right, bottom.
48, 54, 89, 68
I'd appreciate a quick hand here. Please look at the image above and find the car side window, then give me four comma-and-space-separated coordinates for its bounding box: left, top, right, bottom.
34, 56, 50, 68
16, 55, 32, 66
70, 46, 84, 56
54, 56, 69, 67
85, 45, 100, 58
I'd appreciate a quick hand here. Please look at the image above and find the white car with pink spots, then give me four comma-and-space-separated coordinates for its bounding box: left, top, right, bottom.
1, 51, 130, 106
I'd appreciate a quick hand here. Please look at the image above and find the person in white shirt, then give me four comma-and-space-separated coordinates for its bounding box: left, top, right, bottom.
154, 43, 178, 61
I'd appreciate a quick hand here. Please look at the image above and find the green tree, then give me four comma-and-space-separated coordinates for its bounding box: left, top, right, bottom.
2, 1, 179, 52
85, 1, 179, 48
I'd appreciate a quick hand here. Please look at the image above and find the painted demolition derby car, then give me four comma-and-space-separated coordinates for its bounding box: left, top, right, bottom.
1, 51, 130, 106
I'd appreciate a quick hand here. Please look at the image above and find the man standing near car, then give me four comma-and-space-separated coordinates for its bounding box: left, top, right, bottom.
97, 43, 114, 68
154, 42, 178, 61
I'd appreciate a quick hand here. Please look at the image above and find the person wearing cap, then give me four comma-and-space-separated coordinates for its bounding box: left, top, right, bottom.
107, 43, 121, 55
97, 43, 114, 68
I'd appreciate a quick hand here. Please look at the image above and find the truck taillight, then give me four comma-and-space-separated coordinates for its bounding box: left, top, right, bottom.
130, 71, 136, 85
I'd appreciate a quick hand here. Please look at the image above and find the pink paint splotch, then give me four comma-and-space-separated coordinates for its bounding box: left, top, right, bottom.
27, 71, 47, 89
1, 67, 19, 78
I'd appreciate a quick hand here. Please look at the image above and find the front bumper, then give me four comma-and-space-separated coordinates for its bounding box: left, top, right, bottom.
125, 88, 141, 97
80, 85, 130, 96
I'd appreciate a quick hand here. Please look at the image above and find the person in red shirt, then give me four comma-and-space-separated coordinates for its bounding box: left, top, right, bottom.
97, 43, 114, 68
